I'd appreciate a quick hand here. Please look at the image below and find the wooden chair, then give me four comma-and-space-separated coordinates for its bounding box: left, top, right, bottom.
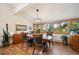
46, 32, 53, 48
26, 36, 33, 50
21, 33, 34, 54
21, 32, 28, 48
32, 34, 47, 55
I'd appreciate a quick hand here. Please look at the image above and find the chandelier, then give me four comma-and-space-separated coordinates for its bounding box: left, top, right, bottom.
33, 9, 42, 24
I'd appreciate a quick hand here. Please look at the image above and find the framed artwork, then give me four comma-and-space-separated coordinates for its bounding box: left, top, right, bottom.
16, 24, 27, 31
28, 26, 32, 30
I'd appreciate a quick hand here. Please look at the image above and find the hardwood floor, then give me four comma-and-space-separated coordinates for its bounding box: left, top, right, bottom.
0, 42, 79, 55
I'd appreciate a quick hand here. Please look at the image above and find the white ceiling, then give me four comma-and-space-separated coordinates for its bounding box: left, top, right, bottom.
7, 3, 29, 13
3, 3, 79, 23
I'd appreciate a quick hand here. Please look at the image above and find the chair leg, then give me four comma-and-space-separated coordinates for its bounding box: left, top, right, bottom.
51, 39, 53, 45
21, 42, 24, 48
26, 44, 28, 51
32, 47, 35, 55
42, 48, 47, 55
25, 40, 29, 50
49, 39, 53, 48
49, 41, 51, 48
52, 41, 53, 45
42, 47, 46, 52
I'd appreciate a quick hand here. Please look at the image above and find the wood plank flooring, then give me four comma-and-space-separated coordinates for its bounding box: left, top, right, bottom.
0, 42, 79, 55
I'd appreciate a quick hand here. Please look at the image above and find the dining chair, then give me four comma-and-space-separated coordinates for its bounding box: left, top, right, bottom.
46, 32, 53, 48
32, 34, 47, 55
21, 32, 28, 48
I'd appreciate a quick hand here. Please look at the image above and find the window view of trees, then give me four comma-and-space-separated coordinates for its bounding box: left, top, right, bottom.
70, 20, 79, 34
33, 19, 78, 34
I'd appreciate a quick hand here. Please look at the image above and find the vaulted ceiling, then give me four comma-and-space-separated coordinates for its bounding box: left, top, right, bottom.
2, 3, 79, 23
7, 3, 29, 13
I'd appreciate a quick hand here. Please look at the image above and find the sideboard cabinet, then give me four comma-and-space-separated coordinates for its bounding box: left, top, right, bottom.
70, 35, 79, 51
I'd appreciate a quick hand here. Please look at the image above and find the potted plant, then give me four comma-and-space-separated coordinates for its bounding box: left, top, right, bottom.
61, 35, 68, 45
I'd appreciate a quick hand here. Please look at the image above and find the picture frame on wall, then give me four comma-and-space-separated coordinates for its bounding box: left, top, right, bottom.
28, 26, 32, 30
16, 24, 27, 31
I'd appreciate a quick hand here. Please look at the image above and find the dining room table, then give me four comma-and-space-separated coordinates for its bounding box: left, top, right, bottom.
27, 34, 53, 48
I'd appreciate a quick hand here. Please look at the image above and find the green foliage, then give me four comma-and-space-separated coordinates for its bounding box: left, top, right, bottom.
61, 35, 68, 40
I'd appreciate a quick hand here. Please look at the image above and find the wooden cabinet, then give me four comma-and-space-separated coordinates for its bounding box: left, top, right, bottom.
13, 34, 23, 44
70, 35, 79, 51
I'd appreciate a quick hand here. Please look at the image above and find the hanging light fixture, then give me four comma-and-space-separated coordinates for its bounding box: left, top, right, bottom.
33, 9, 42, 24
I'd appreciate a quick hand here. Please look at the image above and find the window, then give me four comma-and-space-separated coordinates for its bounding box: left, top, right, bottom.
54, 24, 60, 28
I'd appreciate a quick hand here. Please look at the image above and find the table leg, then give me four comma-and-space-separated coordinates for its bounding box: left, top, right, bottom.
49, 41, 51, 48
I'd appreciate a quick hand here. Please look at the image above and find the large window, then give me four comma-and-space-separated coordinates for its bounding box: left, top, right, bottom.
53, 23, 60, 33
60, 22, 69, 33
33, 23, 54, 33
33, 20, 73, 34
54, 24, 59, 28
53, 21, 69, 33
70, 20, 79, 33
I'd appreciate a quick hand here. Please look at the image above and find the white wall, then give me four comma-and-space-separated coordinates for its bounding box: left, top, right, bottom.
53, 34, 66, 42
0, 4, 32, 46
0, 4, 32, 34
53, 34, 70, 44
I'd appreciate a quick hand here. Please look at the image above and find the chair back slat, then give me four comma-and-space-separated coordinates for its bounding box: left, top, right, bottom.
33, 34, 42, 45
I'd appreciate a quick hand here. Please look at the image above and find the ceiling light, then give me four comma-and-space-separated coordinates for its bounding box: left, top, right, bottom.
33, 9, 42, 24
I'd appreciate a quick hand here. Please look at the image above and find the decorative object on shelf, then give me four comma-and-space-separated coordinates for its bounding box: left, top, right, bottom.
33, 9, 42, 24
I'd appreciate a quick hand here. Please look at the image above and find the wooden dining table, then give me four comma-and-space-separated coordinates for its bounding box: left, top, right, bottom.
27, 34, 53, 48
